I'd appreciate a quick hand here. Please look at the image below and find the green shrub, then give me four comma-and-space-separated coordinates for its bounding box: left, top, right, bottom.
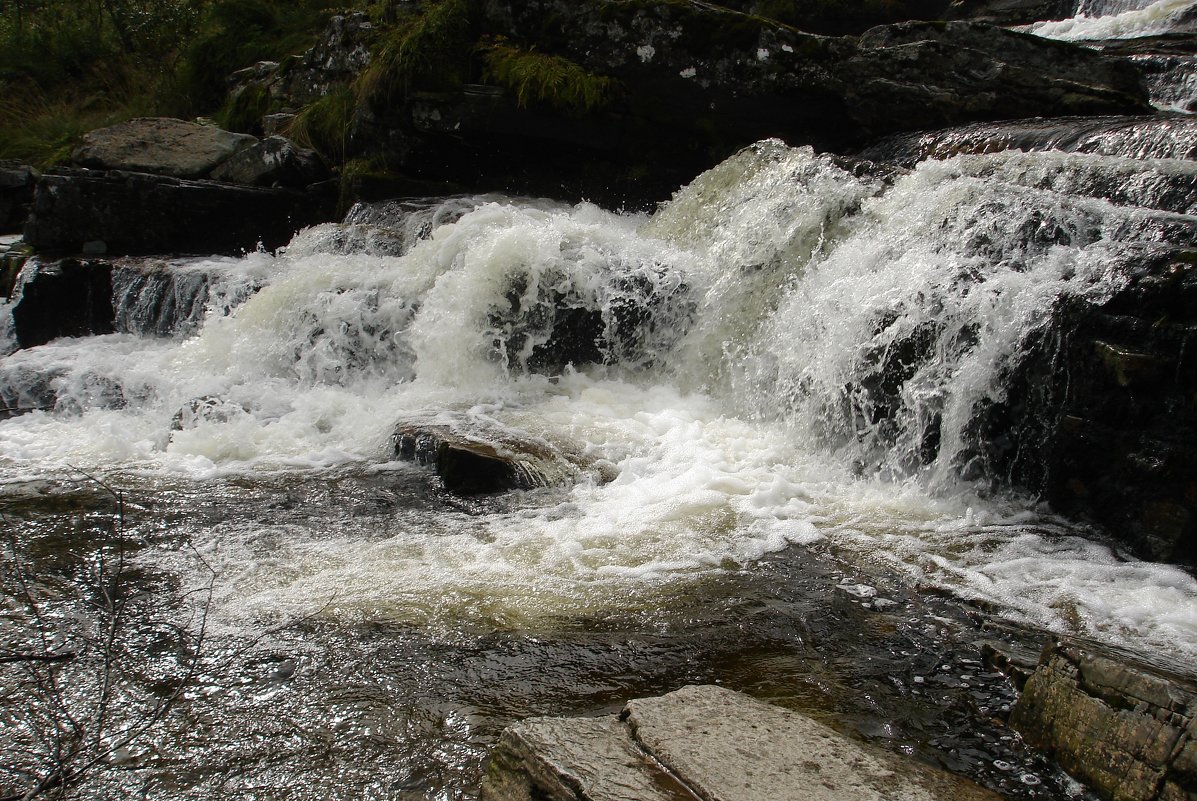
354, 0, 474, 106
217, 82, 277, 134
287, 87, 356, 164
478, 38, 613, 115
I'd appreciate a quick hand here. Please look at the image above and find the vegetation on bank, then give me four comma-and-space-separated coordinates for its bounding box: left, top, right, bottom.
0, 0, 952, 170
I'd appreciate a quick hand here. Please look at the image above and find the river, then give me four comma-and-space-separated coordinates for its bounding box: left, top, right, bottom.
2, 2, 1197, 799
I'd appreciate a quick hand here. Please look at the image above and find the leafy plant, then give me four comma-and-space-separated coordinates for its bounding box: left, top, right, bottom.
478, 37, 613, 115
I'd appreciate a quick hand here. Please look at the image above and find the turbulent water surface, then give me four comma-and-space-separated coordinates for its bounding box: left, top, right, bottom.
2, 137, 1196, 799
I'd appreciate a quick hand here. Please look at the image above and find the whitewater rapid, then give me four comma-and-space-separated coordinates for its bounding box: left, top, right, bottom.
1, 142, 1195, 667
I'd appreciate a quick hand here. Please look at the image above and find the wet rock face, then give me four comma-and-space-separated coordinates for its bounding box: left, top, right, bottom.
989, 247, 1197, 565
9, 257, 115, 349
392, 413, 614, 495
1011, 641, 1197, 801
71, 117, 258, 179
24, 168, 334, 257
0, 166, 37, 232
208, 136, 329, 188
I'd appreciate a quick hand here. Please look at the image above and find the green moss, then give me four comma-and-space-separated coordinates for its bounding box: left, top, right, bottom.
478, 38, 612, 115
287, 86, 355, 164
354, 0, 474, 106
217, 82, 277, 134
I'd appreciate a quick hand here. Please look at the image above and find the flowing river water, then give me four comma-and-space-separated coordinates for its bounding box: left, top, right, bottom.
3, 5, 1197, 799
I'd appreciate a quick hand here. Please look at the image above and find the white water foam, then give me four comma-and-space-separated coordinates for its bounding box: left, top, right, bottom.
1024, 0, 1197, 40
1, 142, 1195, 666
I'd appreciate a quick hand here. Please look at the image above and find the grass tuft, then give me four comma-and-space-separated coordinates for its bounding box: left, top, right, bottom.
478, 37, 613, 115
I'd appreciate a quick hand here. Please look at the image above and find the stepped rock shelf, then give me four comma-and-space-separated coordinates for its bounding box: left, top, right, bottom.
480, 685, 1003, 801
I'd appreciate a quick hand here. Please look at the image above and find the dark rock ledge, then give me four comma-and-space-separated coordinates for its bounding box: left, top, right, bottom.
480, 684, 1003, 801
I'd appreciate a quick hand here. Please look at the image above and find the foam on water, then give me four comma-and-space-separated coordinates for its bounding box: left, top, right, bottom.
2, 142, 1195, 666
1024, 0, 1197, 40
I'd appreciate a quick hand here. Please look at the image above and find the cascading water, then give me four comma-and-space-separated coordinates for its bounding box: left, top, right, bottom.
1024, 0, 1197, 40
2, 139, 1195, 799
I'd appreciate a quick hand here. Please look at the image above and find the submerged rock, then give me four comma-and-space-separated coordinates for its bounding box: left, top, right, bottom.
1011, 640, 1197, 801
481, 684, 1004, 801
71, 117, 258, 179
392, 412, 614, 494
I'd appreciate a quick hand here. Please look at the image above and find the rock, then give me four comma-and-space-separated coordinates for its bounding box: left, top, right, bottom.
261, 113, 297, 137
0, 236, 32, 299
841, 21, 1148, 135
0, 165, 37, 231
208, 136, 329, 188
71, 117, 258, 179
944, 0, 1075, 25
1011, 640, 1197, 801
274, 12, 373, 106
390, 3, 1148, 204
984, 246, 1197, 565
170, 396, 248, 431
8, 257, 115, 349
23, 167, 335, 256
861, 115, 1197, 165
392, 412, 614, 494
480, 685, 1004, 801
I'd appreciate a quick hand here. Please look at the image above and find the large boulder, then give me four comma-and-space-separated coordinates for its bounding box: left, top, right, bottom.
71, 117, 258, 179
1011, 640, 1197, 801
481, 685, 1004, 801
23, 168, 335, 256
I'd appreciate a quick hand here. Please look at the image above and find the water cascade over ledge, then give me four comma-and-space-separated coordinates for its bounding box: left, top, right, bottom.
2, 137, 1196, 800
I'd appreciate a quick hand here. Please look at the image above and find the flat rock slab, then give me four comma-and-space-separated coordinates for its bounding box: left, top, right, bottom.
72, 117, 257, 179
480, 685, 1003, 801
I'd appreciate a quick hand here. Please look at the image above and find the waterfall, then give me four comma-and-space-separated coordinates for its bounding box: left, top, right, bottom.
1023, 0, 1197, 40
1, 139, 1194, 664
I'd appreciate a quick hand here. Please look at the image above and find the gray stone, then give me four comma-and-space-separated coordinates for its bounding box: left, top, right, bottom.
624, 685, 1003, 801
209, 136, 328, 188
479, 685, 1003, 801
480, 716, 689, 801
1011, 640, 1197, 801
71, 118, 258, 179
393, 412, 615, 494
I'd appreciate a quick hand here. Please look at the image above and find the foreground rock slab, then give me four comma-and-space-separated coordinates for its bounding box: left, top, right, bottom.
1012, 640, 1197, 801
480, 685, 1003, 801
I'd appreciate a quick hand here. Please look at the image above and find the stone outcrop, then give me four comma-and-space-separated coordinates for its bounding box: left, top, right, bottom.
393, 412, 615, 494
1011, 640, 1197, 801
230, 2, 1151, 206
976, 246, 1197, 566
0, 165, 37, 232
23, 168, 334, 256
8, 257, 115, 349
208, 136, 329, 188
480, 685, 1004, 801
71, 117, 257, 179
